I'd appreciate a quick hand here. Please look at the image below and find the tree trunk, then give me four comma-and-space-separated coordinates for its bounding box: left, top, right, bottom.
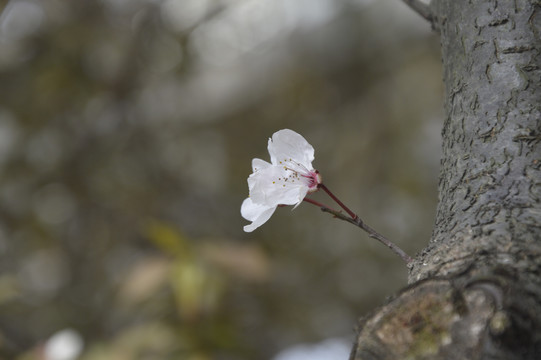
350, 0, 541, 359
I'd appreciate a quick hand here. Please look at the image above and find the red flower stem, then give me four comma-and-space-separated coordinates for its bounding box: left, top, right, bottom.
310, 184, 413, 265
303, 197, 338, 212
319, 184, 357, 220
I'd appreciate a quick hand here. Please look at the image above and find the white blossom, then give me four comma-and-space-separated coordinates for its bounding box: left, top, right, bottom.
43, 329, 83, 360
241, 129, 321, 232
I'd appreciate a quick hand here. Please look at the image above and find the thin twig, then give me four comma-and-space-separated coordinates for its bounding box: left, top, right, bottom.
319, 184, 357, 220
306, 184, 414, 264
303, 197, 336, 211
402, 0, 433, 22
320, 206, 414, 264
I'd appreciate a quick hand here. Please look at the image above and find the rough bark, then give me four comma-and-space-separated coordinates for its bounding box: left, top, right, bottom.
350, 0, 541, 359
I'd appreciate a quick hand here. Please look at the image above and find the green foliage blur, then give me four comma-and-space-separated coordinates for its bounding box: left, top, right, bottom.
0, 0, 442, 359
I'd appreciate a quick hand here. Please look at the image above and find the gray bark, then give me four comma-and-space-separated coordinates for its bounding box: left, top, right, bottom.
350, 0, 541, 359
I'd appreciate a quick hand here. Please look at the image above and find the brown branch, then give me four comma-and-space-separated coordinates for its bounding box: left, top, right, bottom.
321, 207, 414, 264
304, 197, 414, 265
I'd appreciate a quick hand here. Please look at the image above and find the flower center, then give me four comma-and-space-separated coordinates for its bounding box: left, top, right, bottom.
304, 170, 322, 191
278, 158, 321, 191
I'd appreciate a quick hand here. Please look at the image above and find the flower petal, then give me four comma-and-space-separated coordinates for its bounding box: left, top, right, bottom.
268, 129, 315, 169
252, 158, 271, 172
247, 165, 308, 207
241, 129, 319, 232
241, 198, 277, 232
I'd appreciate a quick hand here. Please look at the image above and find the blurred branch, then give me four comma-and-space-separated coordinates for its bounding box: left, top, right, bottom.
402, 0, 433, 22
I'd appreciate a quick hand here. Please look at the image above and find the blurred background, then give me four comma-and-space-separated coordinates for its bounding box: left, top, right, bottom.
0, 0, 443, 359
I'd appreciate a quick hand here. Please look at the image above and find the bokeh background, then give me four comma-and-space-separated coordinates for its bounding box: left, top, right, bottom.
0, 0, 443, 359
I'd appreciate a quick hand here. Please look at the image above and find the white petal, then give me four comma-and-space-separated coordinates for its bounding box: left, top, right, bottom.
291, 186, 309, 209
43, 329, 83, 360
252, 158, 271, 172
241, 198, 277, 232
247, 165, 308, 207
268, 129, 315, 168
